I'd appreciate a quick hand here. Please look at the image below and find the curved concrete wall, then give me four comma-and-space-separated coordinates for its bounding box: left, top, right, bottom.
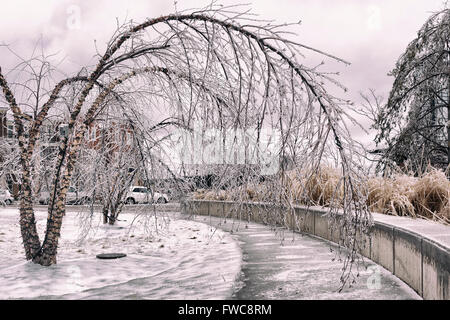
182, 200, 450, 300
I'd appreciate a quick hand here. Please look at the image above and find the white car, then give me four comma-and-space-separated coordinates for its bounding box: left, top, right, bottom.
125, 186, 169, 204
0, 189, 14, 205
39, 186, 91, 205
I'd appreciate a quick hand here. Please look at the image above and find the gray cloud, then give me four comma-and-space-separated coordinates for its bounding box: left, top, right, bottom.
0, 0, 446, 145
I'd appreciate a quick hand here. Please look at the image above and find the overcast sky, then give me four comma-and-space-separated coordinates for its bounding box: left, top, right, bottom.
0, 0, 447, 146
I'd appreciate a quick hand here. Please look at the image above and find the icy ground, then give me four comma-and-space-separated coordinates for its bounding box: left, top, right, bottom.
0, 207, 242, 299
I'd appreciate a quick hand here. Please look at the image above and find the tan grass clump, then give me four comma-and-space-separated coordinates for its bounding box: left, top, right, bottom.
306, 166, 343, 206
367, 168, 450, 224
284, 166, 343, 206
193, 189, 207, 199
410, 168, 449, 222
440, 201, 450, 221
202, 189, 228, 201
227, 184, 272, 202
367, 174, 416, 217
192, 166, 450, 225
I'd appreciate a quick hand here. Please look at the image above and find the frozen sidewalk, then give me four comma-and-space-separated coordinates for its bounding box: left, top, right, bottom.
183, 213, 421, 300
0, 205, 421, 299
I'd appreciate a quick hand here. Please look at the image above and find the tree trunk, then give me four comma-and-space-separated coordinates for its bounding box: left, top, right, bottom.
447, 74, 449, 174
103, 206, 109, 224
108, 208, 116, 225
19, 180, 41, 260
32, 199, 66, 266
444, 69, 450, 176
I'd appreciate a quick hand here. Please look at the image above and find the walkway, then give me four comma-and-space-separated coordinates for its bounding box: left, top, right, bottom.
182, 213, 421, 300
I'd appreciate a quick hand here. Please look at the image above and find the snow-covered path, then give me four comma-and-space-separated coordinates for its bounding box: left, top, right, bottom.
0, 205, 421, 300
185, 213, 421, 300
0, 207, 242, 299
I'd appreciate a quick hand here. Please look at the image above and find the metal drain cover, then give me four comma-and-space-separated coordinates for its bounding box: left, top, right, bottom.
96, 253, 127, 259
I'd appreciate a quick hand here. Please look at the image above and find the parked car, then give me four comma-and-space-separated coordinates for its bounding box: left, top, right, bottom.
125, 186, 169, 204
0, 189, 14, 205
38, 186, 91, 205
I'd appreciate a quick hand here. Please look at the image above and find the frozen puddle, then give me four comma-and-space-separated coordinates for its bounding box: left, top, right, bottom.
0, 208, 242, 300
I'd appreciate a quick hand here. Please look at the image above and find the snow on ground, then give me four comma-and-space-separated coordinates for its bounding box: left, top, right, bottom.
0, 207, 242, 299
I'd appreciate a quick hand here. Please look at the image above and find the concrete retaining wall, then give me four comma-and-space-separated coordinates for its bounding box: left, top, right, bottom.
182, 200, 450, 300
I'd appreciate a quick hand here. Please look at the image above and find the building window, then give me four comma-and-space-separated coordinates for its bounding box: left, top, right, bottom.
89, 126, 97, 141
7, 124, 14, 139
59, 125, 68, 138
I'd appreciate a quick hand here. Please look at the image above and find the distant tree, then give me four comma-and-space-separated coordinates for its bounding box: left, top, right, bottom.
372, 7, 449, 174
83, 115, 172, 225
76, 117, 138, 225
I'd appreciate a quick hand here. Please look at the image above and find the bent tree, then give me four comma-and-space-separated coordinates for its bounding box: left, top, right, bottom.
0, 4, 370, 286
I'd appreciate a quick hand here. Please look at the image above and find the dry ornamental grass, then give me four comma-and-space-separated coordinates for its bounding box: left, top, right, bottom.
193, 166, 450, 225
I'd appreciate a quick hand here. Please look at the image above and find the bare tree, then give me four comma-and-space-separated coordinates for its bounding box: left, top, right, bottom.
371, 7, 449, 175
0, 3, 370, 293
82, 115, 141, 225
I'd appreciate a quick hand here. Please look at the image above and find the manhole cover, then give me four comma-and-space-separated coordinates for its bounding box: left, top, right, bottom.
96, 253, 127, 259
